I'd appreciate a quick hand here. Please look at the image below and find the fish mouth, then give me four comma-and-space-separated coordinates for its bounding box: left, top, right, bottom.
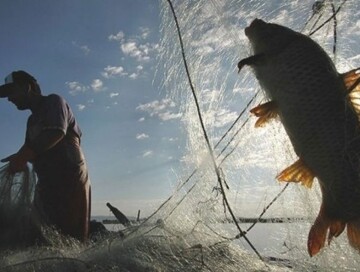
245, 18, 265, 36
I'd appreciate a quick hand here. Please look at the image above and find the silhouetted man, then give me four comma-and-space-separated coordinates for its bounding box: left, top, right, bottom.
0, 70, 91, 242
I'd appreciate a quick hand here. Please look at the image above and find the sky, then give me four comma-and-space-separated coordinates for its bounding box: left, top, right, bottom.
0, 0, 184, 217
0, 0, 358, 219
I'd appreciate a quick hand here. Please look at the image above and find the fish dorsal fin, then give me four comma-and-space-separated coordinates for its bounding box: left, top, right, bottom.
342, 68, 360, 120
276, 159, 315, 188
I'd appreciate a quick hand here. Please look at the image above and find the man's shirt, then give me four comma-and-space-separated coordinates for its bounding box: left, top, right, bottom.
25, 94, 84, 177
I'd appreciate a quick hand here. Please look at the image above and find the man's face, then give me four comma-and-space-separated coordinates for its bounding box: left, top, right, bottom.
7, 83, 30, 110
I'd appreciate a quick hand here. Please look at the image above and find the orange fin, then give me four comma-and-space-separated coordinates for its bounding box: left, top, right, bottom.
342, 68, 360, 91
308, 208, 346, 257
250, 101, 278, 127
347, 219, 360, 252
276, 159, 315, 188
308, 211, 329, 257
328, 220, 346, 245
342, 68, 360, 120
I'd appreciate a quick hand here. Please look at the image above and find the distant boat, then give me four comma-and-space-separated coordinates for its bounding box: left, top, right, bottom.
106, 203, 131, 227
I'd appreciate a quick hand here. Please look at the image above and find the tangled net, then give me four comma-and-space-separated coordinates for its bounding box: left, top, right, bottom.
0, 164, 36, 248
1, 0, 360, 271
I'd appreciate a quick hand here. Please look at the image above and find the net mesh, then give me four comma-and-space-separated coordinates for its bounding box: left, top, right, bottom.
0, 164, 36, 248
1, 0, 360, 271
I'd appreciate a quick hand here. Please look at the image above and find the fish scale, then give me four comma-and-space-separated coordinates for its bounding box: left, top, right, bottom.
238, 19, 360, 256
256, 33, 355, 188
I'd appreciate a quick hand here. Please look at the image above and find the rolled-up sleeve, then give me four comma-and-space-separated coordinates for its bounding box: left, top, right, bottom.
41, 95, 69, 134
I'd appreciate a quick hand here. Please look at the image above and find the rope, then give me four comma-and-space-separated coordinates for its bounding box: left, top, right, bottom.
166, 0, 264, 262
137, 0, 350, 256
309, 0, 347, 36
330, 3, 337, 56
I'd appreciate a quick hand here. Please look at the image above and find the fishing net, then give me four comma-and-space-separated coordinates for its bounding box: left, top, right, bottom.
0, 164, 36, 248
1, 0, 360, 271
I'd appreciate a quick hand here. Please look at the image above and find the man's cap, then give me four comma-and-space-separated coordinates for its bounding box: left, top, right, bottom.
0, 70, 38, 98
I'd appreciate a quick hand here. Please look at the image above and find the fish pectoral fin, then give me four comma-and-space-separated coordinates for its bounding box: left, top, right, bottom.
237, 53, 266, 73
250, 101, 278, 127
342, 68, 360, 91
276, 159, 315, 188
342, 68, 360, 120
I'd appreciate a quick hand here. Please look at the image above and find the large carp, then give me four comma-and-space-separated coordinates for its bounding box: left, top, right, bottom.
238, 19, 360, 256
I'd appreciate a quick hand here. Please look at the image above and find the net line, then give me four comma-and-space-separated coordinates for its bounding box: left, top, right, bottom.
130, 0, 349, 250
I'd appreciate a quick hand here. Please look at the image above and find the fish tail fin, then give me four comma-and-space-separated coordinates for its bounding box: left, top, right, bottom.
347, 219, 360, 252
307, 207, 346, 257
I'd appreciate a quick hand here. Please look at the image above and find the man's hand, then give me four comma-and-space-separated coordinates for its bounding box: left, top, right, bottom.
1, 153, 28, 173
1, 154, 17, 163
1, 145, 36, 173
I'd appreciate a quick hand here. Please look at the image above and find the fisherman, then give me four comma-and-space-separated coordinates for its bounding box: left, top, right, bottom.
0, 70, 91, 243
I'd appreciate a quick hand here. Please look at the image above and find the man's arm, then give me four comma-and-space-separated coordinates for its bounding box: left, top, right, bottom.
29, 129, 65, 154
1, 130, 65, 173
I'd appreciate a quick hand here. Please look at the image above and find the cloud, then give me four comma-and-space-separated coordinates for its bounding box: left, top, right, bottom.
138, 117, 145, 122
158, 111, 183, 121
139, 27, 150, 39
121, 41, 136, 53
203, 108, 238, 128
201, 89, 221, 104
66, 81, 88, 96
142, 150, 153, 158
102, 65, 127, 78
77, 104, 86, 111
108, 31, 125, 41
66, 79, 107, 95
348, 54, 360, 62
164, 137, 178, 142
214, 109, 238, 127
109, 92, 119, 98
190, 88, 240, 128
189, 26, 236, 55
137, 98, 175, 112
72, 41, 90, 55
351, 19, 360, 35
101, 65, 143, 81
119, 40, 158, 62
136, 133, 149, 140
129, 73, 138, 80
232, 86, 256, 94
136, 99, 182, 121
121, 41, 142, 58
91, 79, 104, 92
108, 28, 159, 81
108, 28, 159, 76
127, 65, 144, 80
80, 45, 90, 55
